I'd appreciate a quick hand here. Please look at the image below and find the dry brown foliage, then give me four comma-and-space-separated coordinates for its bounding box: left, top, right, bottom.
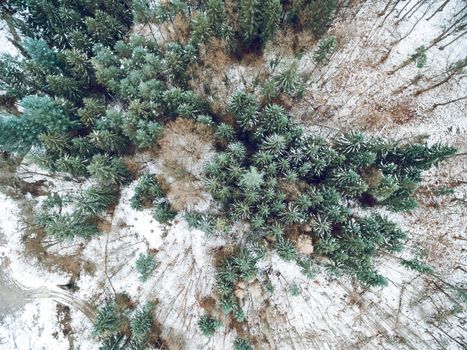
169, 13, 191, 44
156, 118, 214, 211
270, 27, 316, 57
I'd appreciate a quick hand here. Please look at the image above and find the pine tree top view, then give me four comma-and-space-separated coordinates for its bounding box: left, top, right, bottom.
0, 1, 466, 349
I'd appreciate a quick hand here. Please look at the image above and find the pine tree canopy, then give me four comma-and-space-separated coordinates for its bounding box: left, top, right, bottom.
0, 2, 459, 348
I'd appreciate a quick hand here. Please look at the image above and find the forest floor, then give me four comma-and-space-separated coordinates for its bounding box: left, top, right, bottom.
0, 0, 466, 349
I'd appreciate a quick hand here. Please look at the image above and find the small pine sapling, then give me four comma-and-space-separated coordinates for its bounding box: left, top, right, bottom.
131, 174, 165, 210
153, 199, 177, 223
411, 46, 427, 68
289, 283, 301, 296
313, 36, 337, 64
400, 259, 434, 274
130, 303, 155, 339
93, 302, 123, 338
197, 315, 222, 337
135, 253, 157, 282
234, 337, 254, 350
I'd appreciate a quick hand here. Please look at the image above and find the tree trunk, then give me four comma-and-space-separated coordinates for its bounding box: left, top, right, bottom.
430, 95, 467, 110
426, 0, 451, 21
1, 10, 28, 57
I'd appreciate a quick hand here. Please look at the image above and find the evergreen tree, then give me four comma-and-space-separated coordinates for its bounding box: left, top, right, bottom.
307, 0, 336, 37
34, 212, 97, 240
135, 253, 157, 282
411, 46, 427, 68
131, 174, 165, 210
239, 0, 261, 43
271, 60, 304, 97
239, 166, 264, 190
93, 302, 123, 337
276, 238, 297, 261
314, 36, 337, 64
0, 95, 75, 153
153, 199, 177, 223
400, 259, 433, 274
78, 98, 106, 127
198, 315, 222, 337
215, 123, 236, 142
130, 303, 155, 340
77, 186, 117, 216
230, 92, 259, 130
206, 0, 224, 36
87, 155, 129, 186
55, 155, 88, 177
191, 12, 212, 45
260, 0, 282, 43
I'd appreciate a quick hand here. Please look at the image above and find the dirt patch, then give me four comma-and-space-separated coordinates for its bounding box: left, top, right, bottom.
156, 118, 214, 211
55, 303, 74, 348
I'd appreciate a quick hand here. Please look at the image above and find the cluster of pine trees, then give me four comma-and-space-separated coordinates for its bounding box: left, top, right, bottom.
93, 299, 165, 349
0, 0, 457, 348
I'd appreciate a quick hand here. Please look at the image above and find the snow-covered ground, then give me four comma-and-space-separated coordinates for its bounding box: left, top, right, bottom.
1, 0, 466, 349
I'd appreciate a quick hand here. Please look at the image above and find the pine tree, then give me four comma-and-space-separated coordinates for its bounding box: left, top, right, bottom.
313, 36, 337, 64
78, 98, 106, 127
93, 302, 123, 337
411, 46, 427, 68
77, 186, 117, 216
191, 12, 212, 45
239, 166, 264, 189
276, 238, 297, 261
35, 212, 97, 240
131, 174, 165, 210
260, 0, 282, 43
307, 0, 336, 37
134, 120, 163, 149
206, 0, 224, 36
239, 0, 261, 43
229, 92, 259, 130
227, 141, 248, 161
280, 203, 305, 224
197, 315, 222, 337
87, 155, 129, 185
215, 123, 236, 142
130, 303, 155, 339
85, 10, 126, 47
371, 175, 399, 201
334, 131, 368, 154
153, 199, 176, 223
55, 155, 88, 177
332, 168, 368, 198
271, 59, 304, 97
400, 259, 433, 274
260, 134, 287, 155
38, 133, 70, 156
135, 254, 157, 282
310, 214, 332, 237
0, 95, 75, 153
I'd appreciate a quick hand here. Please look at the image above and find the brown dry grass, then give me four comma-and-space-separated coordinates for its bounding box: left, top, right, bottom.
156, 118, 214, 211
169, 13, 191, 44
269, 27, 316, 57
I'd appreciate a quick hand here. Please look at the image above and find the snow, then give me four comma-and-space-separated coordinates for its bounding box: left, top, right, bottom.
0, 22, 18, 56
0, 299, 67, 350
0, 0, 466, 349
